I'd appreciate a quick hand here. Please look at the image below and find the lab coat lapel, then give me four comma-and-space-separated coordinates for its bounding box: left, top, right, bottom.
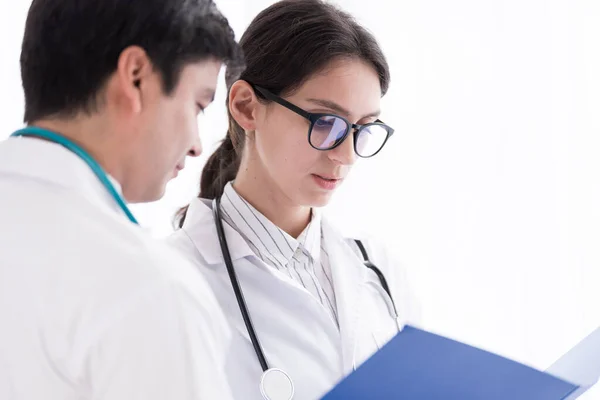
322, 219, 367, 375
181, 198, 253, 265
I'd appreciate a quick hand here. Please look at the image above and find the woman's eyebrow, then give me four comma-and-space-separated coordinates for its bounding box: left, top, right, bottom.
306, 98, 380, 119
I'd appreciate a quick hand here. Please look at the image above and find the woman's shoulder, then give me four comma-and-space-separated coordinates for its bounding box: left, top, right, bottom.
323, 215, 422, 321
321, 215, 388, 261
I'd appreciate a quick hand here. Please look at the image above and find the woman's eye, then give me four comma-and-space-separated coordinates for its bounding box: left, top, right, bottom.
315, 118, 335, 127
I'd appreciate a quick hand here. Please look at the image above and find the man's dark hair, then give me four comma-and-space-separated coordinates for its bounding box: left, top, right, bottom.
20, 0, 242, 123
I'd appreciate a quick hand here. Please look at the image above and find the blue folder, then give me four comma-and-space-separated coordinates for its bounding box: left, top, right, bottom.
322, 326, 585, 400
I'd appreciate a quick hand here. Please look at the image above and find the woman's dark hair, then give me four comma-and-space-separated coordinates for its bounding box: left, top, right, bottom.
176, 0, 389, 227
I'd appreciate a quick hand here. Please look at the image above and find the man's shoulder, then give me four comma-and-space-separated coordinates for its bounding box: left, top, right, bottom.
0, 176, 207, 299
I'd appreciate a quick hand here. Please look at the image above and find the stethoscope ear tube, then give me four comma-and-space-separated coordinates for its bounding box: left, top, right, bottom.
354, 239, 399, 318
212, 198, 270, 372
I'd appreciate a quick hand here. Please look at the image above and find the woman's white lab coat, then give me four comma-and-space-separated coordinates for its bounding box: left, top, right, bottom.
168, 197, 421, 400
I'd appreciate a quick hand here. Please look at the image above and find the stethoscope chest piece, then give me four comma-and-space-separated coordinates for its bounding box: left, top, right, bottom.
260, 368, 294, 400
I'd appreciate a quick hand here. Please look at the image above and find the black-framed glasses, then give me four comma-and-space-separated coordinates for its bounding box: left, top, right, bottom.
252, 85, 395, 158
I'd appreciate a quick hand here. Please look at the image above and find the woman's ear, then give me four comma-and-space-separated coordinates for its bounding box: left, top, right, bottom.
228, 80, 259, 131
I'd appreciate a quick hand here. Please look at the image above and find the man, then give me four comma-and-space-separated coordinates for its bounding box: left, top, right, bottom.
0, 0, 242, 398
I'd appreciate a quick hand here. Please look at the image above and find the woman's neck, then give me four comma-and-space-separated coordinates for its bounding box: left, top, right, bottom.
234, 163, 311, 239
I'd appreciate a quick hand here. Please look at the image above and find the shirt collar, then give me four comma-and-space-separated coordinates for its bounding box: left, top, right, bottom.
299, 207, 322, 262
220, 182, 322, 268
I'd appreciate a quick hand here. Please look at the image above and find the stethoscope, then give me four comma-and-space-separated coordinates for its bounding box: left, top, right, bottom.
212, 197, 401, 400
10, 126, 138, 224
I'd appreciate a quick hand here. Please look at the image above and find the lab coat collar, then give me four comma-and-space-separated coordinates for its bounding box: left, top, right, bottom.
181, 197, 254, 265
0, 136, 125, 218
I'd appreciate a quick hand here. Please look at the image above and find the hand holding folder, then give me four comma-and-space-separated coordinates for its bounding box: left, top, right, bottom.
322, 326, 599, 400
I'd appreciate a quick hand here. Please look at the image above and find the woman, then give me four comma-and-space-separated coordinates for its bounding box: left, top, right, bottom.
169, 1, 420, 398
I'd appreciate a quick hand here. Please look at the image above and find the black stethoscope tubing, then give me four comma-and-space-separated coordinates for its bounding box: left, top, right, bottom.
212, 197, 397, 373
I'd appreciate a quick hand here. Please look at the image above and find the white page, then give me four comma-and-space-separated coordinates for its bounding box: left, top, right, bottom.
546, 327, 600, 398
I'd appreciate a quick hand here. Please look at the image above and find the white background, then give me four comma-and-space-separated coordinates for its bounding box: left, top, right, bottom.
1, 0, 599, 395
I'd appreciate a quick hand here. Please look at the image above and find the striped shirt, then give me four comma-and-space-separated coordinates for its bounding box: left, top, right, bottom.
220, 182, 339, 325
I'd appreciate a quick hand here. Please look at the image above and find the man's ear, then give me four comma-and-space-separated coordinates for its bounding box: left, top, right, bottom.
114, 46, 155, 114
